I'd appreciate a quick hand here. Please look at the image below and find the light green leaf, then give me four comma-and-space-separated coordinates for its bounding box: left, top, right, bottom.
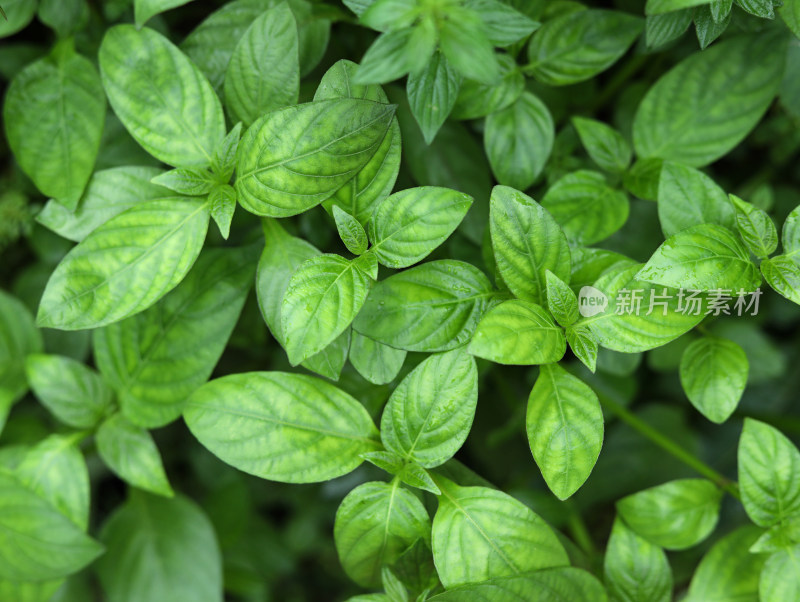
93, 247, 253, 428
96, 492, 222, 602
526, 10, 643, 86
646, 0, 712, 14
782, 204, 800, 254
760, 545, 800, 602
657, 161, 735, 238
397, 463, 441, 495
485, 91, 554, 191
431, 478, 569, 588
4, 45, 105, 208
546, 269, 578, 328
151, 168, 216, 196
623, 158, 663, 202
429, 568, 606, 601
490, 185, 571, 305
0, 0, 38, 37
236, 99, 395, 217
333, 206, 368, 255
679, 336, 748, 423
281, 254, 371, 365
438, 7, 499, 84
464, 0, 540, 46
604, 518, 672, 602
567, 324, 598, 373
569, 247, 633, 294
645, 9, 692, 49
526, 363, 603, 499
0, 472, 102, 582
335, 481, 430, 588
541, 170, 629, 245
451, 53, 524, 120
359, 0, 417, 31
407, 51, 462, 144
381, 349, 477, 468
134, 0, 194, 26
369, 186, 472, 268
25, 354, 112, 429
302, 328, 351, 381
761, 255, 800, 305
0, 291, 43, 427
209, 184, 236, 239
637, 223, 761, 292
633, 33, 786, 167
97, 414, 174, 497
738, 419, 800, 527
349, 331, 406, 385
735, 0, 775, 17
224, 3, 299, 127
99, 25, 226, 167
37, 198, 210, 330
572, 116, 632, 174
37, 0, 88, 38
617, 479, 722, 550
211, 122, 242, 183
355, 26, 436, 84
468, 300, 566, 365
730, 194, 778, 259
353, 260, 496, 352
184, 372, 379, 482
780, 0, 800, 37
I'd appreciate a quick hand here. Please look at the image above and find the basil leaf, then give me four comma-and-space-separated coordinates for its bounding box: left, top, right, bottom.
567, 324, 599, 373
604, 518, 673, 602
208, 184, 237, 239
0, 291, 43, 428
37, 198, 210, 330
738, 418, 800, 527
93, 246, 254, 428
429, 568, 606, 601
451, 53, 524, 120
134, 0, 194, 26
735, 0, 775, 17
485, 91, 554, 190
210, 122, 242, 182
99, 25, 226, 167
224, 3, 299, 127
407, 51, 462, 144
353, 260, 496, 352
545, 269, 579, 328
333, 205, 369, 255
633, 33, 786, 167
761, 255, 800, 305
349, 331, 406, 385
623, 158, 663, 202
355, 26, 435, 84
490, 185, 571, 305
469, 300, 566, 365
334, 481, 430, 588
4, 45, 105, 208
782, 204, 800, 253
96, 413, 174, 497
693, 4, 730, 49
369, 186, 472, 268
151, 167, 216, 196
679, 336, 748, 423
646, 0, 712, 13
438, 7, 499, 84
760, 545, 800, 602
730, 194, 778, 259
0, 0, 37, 37
302, 328, 351, 381
431, 477, 568, 588
526, 363, 603, 499
464, 0, 540, 46
637, 223, 761, 292
236, 99, 395, 217
572, 117, 632, 174
97, 492, 222, 602
184, 372, 379, 482
645, 9, 692, 49
381, 348, 478, 468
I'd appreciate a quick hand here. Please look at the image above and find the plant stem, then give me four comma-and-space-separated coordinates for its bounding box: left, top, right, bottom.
600, 397, 741, 500
566, 507, 599, 560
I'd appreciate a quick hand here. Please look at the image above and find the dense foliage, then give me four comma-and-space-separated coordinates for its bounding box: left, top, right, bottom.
1, 0, 800, 600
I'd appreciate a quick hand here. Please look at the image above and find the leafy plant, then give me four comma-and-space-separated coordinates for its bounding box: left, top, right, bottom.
1, 0, 800, 600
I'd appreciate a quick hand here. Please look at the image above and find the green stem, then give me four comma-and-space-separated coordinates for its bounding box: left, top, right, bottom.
566, 508, 598, 561
600, 397, 741, 500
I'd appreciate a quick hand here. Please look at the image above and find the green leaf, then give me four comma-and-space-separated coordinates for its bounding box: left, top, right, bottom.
236, 99, 395, 217
96, 492, 222, 602
359, 0, 417, 31
25, 354, 112, 429
134, 0, 194, 26
567, 324, 599, 373
623, 158, 663, 202
210, 122, 242, 183
315, 60, 401, 226
381, 348, 478, 468
541, 170, 629, 245
526, 10, 643, 86
526, 363, 603, 500
685, 526, 766, 602
0, 471, 103, 582
657, 161, 736, 238
710, 0, 734, 20
334, 206, 369, 255
468, 300, 566, 365
355, 26, 436, 84
485, 91, 554, 190
407, 51, 462, 144
604, 518, 673, 602
637, 223, 761, 292
37, 0, 88, 38
693, 4, 730, 49
349, 331, 406, 385
99, 25, 226, 167
780, 0, 800, 37
730, 194, 778, 259
572, 116, 632, 173
546, 270, 579, 328
302, 328, 352, 381
782, 204, 800, 254
617, 479, 722, 550
334, 481, 430, 588
224, 3, 299, 127
451, 53, 524, 120
4, 45, 105, 208
184, 371, 379, 482
36, 167, 170, 243
735, 0, 775, 17
645, 10, 692, 49
209, 184, 237, 239
369, 186, 472, 268
431, 478, 569, 588
761, 255, 800, 305
0, 0, 37, 37
37, 198, 210, 330
679, 336, 748, 423
646, 0, 712, 14
151, 168, 216, 196
353, 260, 496, 352
93, 246, 253, 428
438, 8, 500, 84
738, 419, 800, 527
97, 414, 174, 497
490, 185, 571, 305
760, 545, 800, 602
281, 254, 371, 365
633, 33, 786, 167
0, 291, 43, 427
464, 0, 540, 46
